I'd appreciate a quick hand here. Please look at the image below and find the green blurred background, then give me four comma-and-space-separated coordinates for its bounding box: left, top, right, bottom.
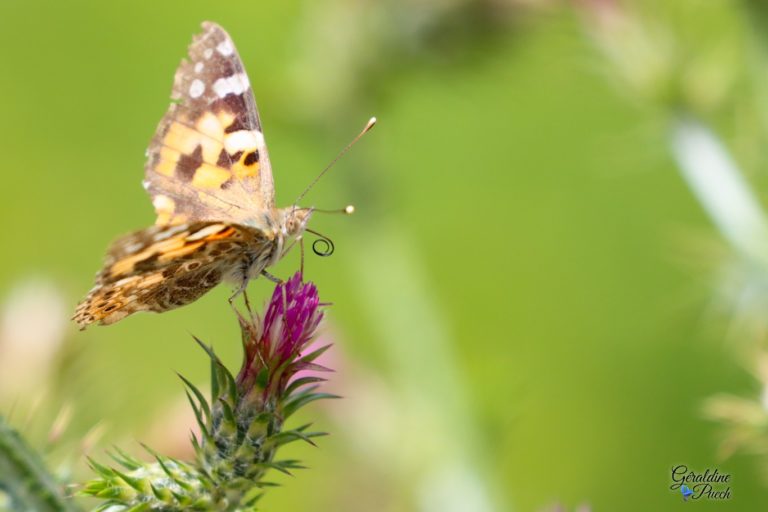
2, 0, 768, 510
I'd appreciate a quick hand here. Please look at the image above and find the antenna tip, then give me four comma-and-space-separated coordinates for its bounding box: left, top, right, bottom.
345, 205, 355, 215
364, 117, 377, 132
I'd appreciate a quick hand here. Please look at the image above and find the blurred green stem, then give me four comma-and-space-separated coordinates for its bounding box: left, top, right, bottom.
0, 415, 78, 512
670, 116, 768, 265
350, 223, 500, 512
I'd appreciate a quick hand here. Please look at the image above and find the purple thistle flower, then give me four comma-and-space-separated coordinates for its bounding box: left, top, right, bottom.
236, 272, 329, 407
83, 271, 337, 509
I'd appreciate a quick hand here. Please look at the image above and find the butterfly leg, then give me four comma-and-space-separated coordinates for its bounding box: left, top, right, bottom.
228, 277, 249, 305
260, 270, 283, 284
228, 280, 254, 321
242, 289, 254, 316
299, 238, 305, 276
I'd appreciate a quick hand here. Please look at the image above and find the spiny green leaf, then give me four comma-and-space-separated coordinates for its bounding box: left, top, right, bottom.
177, 373, 211, 424
255, 367, 269, 389
294, 344, 333, 365
184, 390, 211, 442
192, 335, 219, 362
126, 503, 151, 512
241, 488, 264, 507
255, 461, 293, 476
291, 361, 333, 373
112, 468, 148, 494
284, 376, 326, 396
254, 481, 281, 488
149, 482, 172, 502
190, 431, 204, 461
282, 391, 339, 419
265, 429, 316, 449
170, 487, 193, 505
107, 447, 142, 471
93, 500, 124, 512
86, 456, 115, 478
146, 454, 196, 492
217, 397, 237, 426
138, 444, 176, 482
95, 486, 125, 499
193, 336, 227, 400
223, 365, 238, 405
274, 459, 306, 469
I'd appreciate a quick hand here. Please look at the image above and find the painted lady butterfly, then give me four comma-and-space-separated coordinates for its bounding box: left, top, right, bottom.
74, 22, 360, 328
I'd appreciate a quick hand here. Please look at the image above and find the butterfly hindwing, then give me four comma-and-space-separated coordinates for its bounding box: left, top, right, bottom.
73, 223, 269, 328
144, 22, 275, 227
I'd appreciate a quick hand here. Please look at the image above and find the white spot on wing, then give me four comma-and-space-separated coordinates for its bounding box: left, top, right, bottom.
212, 73, 250, 98
152, 195, 174, 212
224, 130, 265, 153
198, 112, 224, 139
114, 276, 136, 287
186, 224, 228, 241
154, 224, 189, 242
216, 39, 234, 56
203, 48, 213, 59
189, 79, 205, 98
194, 62, 204, 73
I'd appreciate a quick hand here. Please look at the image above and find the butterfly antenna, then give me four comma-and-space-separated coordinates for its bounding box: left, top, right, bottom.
294, 117, 376, 205
310, 205, 356, 215
305, 228, 335, 256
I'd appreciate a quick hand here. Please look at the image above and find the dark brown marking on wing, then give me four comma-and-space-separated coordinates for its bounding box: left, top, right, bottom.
133, 253, 161, 272
213, 94, 254, 130
224, 115, 249, 134
175, 145, 203, 182
243, 150, 259, 166
216, 148, 232, 169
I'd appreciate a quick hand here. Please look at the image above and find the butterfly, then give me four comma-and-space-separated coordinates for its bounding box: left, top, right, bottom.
680, 484, 694, 501
74, 22, 359, 329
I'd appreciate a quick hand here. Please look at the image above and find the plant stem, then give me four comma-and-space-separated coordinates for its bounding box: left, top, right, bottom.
0, 415, 79, 512
670, 115, 768, 265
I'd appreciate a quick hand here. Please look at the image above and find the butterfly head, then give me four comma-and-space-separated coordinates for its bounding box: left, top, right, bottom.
279, 207, 313, 238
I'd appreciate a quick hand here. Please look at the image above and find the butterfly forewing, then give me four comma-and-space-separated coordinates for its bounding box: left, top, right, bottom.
145, 22, 275, 227
73, 22, 311, 329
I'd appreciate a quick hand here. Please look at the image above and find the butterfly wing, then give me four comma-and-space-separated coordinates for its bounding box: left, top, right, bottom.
145, 21, 276, 227
73, 223, 270, 328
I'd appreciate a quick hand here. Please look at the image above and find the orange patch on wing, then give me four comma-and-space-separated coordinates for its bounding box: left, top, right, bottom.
203, 226, 237, 241
164, 121, 223, 162
155, 158, 178, 178
108, 233, 189, 276
158, 240, 205, 261
110, 251, 154, 276
135, 272, 165, 288
232, 161, 259, 179
191, 163, 232, 189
